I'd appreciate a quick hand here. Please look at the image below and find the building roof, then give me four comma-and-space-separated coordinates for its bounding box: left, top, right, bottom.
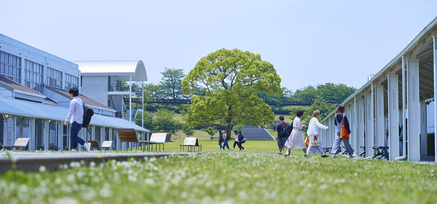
321, 16, 437, 123
45, 86, 115, 111
72, 60, 147, 81
0, 96, 149, 132
0, 75, 45, 97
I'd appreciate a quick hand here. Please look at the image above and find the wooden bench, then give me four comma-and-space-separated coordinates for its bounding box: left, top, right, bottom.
116, 128, 140, 151
88, 140, 100, 150
87, 140, 113, 151
143, 133, 166, 152
3, 138, 30, 151
180, 137, 202, 152
101, 141, 113, 150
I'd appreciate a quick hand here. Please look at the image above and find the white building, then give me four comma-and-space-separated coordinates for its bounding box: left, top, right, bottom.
0, 33, 149, 151
319, 17, 437, 162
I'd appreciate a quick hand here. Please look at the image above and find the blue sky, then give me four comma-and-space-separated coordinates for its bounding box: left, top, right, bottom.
1, 0, 436, 92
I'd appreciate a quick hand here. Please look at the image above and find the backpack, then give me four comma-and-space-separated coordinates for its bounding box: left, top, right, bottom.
279, 122, 289, 138
82, 103, 94, 132
286, 124, 293, 136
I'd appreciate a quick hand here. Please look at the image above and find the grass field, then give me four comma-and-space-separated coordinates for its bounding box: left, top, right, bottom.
1, 141, 436, 203
164, 113, 294, 141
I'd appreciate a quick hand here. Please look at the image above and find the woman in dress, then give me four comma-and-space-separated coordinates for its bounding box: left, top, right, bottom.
284, 110, 307, 157
330, 105, 355, 158
307, 110, 329, 157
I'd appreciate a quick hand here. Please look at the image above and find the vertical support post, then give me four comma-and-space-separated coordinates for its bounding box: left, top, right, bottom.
116, 132, 121, 150
28, 118, 35, 151
142, 80, 144, 128
100, 127, 105, 147
43, 120, 49, 150
3, 116, 8, 145
358, 96, 365, 156
11, 116, 16, 143
375, 84, 385, 147
351, 96, 360, 151
109, 128, 113, 151
19, 117, 24, 140
420, 101, 427, 156
58, 122, 64, 151
407, 59, 420, 161
365, 91, 373, 156
91, 126, 96, 140
433, 36, 437, 162
129, 75, 132, 122
388, 75, 400, 160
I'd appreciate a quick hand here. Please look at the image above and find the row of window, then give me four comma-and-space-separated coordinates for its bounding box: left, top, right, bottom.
0, 51, 79, 91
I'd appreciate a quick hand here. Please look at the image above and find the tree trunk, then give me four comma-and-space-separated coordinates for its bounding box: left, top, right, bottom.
226, 121, 233, 137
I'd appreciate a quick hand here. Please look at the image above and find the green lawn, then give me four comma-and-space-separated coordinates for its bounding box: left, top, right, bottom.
1, 141, 436, 203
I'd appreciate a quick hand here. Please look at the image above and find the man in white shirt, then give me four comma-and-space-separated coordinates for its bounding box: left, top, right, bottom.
64, 87, 91, 151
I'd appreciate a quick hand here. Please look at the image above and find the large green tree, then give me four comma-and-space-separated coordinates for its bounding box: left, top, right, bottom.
182, 48, 282, 135
160, 67, 186, 104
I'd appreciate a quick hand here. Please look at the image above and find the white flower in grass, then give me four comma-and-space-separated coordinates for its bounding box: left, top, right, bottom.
39, 165, 46, 172
66, 174, 75, 183
319, 184, 328, 190
238, 191, 248, 199
145, 178, 155, 185
55, 178, 62, 184
54, 197, 78, 204
89, 161, 96, 167
18, 184, 28, 193
99, 187, 111, 198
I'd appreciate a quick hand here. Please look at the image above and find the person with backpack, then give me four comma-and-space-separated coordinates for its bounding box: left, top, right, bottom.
64, 87, 91, 152
218, 130, 224, 150
330, 105, 355, 158
275, 116, 289, 155
307, 110, 329, 157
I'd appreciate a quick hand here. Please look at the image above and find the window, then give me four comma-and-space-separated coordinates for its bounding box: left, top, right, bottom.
24, 60, 44, 92
0, 51, 21, 83
65, 73, 79, 90
47, 67, 62, 88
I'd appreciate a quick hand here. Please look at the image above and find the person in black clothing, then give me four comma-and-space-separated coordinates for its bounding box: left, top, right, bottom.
330, 105, 355, 158
399, 119, 408, 156
238, 131, 245, 150
218, 130, 224, 150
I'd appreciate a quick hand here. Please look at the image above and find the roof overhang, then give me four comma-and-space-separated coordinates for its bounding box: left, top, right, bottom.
72, 60, 147, 81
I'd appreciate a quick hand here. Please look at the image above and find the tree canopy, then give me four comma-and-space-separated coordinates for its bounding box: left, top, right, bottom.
160, 67, 186, 104
182, 48, 282, 135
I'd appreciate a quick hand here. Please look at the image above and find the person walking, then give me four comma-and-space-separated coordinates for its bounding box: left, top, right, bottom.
222, 130, 230, 150
232, 130, 239, 150
330, 105, 356, 158
64, 87, 91, 151
284, 110, 307, 157
307, 110, 329, 157
238, 131, 245, 150
218, 130, 224, 150
275, 116, 289, 155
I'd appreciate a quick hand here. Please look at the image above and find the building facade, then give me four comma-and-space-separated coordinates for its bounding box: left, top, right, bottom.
0, 33, 149, 151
